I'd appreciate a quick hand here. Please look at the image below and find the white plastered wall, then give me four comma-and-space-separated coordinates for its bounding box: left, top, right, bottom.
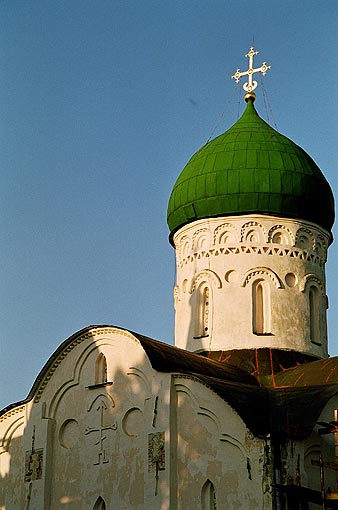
0, 326, 271, 510
0, 406, 26, 509
173, 215, 331, 357
0, 328, 172, 510
170, 375, 270, 509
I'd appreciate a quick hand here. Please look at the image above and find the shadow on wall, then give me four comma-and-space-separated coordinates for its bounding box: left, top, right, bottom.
0, 328, 170, 510
0, 325, 261, 509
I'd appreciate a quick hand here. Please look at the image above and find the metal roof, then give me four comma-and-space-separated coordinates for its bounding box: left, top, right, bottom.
2, 326, 337, 440
167, 100, 334, 238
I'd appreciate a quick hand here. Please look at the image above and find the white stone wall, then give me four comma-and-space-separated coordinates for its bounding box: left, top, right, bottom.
173, 215, 331, 357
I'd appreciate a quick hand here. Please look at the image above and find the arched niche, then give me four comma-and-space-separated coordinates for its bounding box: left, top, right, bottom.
95, 353, 108, 385
93, 496, 106, 510
201, 479, 217, 510
194, 281, 211, 339
252, 279, 271, 335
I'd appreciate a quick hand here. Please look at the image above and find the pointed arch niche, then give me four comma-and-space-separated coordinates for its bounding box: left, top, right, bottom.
93, 496, 106, 510
252, 279, 271, 335
201, 479, 217, 510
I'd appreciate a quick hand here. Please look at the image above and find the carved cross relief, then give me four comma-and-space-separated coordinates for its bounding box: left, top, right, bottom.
85, 396, 117, 465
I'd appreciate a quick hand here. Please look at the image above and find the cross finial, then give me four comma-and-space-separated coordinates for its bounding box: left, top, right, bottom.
231, 46, 271, 102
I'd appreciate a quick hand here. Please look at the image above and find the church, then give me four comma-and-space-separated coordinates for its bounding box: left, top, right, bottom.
1, 47, 338, 510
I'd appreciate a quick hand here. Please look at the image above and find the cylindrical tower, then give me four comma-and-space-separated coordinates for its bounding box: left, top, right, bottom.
167, 98, 334, 359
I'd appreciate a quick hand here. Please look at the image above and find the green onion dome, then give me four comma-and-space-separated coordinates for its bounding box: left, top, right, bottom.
167, 99, 334, 239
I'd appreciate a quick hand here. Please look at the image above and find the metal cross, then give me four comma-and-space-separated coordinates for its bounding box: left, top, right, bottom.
231, 47, 270, 93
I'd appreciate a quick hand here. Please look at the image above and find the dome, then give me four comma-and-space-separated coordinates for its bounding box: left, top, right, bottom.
167, 100, 334, 239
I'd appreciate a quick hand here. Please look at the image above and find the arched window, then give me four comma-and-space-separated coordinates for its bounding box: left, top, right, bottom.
194, 283, 210, 338
309, 285, 320, 343
252, 280, 270, 335
95, 354, 108, 385
93, 497, 106, 510
201, 479, 217, 510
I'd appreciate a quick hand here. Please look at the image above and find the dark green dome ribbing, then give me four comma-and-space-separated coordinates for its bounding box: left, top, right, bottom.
167, 100, 334, 238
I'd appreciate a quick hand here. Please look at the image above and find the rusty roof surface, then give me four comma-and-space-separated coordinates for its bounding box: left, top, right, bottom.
2, 326, 338, 440
273, 356, 338, 387
134, 335, 338, 439
134, 332, 259, 386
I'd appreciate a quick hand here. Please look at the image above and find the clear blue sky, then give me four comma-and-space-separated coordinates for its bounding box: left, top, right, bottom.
1, 0, 337, 410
